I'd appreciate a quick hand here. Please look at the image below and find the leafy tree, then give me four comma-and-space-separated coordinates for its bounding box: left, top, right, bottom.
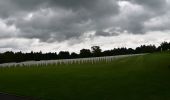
91, 46, 102, 57
159, 42, 170, 51
80, 49, 91, 58
58, 51, 70, 59
136, 45, 156, 53
71, 52, 79, 58
0, 42, 169, 64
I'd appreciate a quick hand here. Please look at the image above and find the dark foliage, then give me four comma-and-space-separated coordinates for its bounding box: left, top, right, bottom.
0, 42, 170, 64
91, 46, 102, 57
80, 49, 91, 58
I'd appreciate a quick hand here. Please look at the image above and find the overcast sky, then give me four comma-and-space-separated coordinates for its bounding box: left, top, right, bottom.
0, 0, 170, 53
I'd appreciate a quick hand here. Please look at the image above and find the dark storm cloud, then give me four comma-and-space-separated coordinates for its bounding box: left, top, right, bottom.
0, 0, 170, 42
0, 0, 120, 42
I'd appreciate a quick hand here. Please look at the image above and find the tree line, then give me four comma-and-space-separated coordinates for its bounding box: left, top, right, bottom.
0, 42, 170, 64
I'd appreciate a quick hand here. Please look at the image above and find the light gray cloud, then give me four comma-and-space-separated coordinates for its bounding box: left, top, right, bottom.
131, 0, 167, 13
113, 0, 170, 34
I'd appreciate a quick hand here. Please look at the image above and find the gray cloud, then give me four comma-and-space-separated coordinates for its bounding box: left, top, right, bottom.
1, 0, 120, 42
132, 0, 167, 13
113, 0, 170, 34
0, 0, 170, 43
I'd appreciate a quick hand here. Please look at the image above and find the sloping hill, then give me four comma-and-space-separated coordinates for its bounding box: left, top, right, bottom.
0, 52, 170, 100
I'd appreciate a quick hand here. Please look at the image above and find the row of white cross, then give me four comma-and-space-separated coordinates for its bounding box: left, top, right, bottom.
0, 54, 145, 67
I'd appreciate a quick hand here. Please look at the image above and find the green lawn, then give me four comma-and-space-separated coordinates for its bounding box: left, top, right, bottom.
0, 52, 170, 100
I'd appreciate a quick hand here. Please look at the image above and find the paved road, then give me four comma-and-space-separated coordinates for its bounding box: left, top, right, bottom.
0, 93, 39, 100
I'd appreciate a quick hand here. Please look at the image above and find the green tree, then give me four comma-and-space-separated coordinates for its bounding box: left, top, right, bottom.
91, 46, 102, 57
80, 49, 91, 58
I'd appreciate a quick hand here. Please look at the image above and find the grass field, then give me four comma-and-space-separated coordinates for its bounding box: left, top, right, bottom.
0, 52, 170, 100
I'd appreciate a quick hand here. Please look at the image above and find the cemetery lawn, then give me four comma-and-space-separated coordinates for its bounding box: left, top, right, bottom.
0, 51, 170, 100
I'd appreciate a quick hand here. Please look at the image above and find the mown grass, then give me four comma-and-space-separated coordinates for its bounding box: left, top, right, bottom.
0, 52, 170, 100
